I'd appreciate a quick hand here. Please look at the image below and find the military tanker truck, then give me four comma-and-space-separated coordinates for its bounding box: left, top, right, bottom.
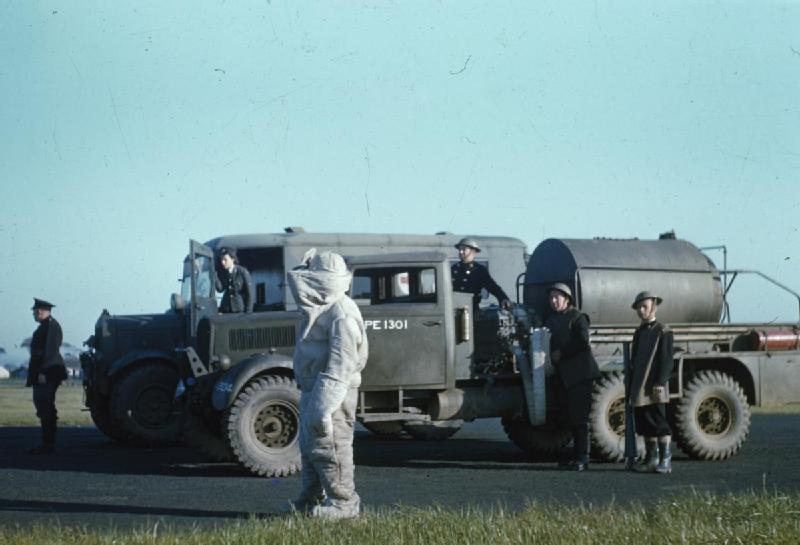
177, 234, 800, 476
80, 229, 526, 445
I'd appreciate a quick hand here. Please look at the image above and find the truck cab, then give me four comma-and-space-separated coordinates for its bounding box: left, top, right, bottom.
81, 230, 527, 447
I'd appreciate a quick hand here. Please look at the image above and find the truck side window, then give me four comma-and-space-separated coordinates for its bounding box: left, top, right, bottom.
420, 268, 436, 294
378, 267, 438, 304
235, 247, 284, 312
351, 274, 372, 306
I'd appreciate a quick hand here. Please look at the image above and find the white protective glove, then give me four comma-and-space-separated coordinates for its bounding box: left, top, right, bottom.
307, 376, 350, 437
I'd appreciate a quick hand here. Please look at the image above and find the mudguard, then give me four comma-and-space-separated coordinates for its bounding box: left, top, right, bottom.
109, 349, 176, 376
212, 354, 294, 411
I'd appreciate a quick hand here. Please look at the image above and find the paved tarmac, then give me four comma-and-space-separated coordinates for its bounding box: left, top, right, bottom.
1, 413, 798, 529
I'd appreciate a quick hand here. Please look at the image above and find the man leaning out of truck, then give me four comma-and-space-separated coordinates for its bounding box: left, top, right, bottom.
627, 291, 674, 474
545, 283, 600, 471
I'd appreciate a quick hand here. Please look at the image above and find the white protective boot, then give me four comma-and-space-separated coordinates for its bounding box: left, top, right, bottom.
285, 393, 326, 514
311, 495, 361, 520
306, 380, 361, 520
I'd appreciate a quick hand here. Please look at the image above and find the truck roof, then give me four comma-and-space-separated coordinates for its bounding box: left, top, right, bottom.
204, 231, 526, 251
345, 251, 449, 266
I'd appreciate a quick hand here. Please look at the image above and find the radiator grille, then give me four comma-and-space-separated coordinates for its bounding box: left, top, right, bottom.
229, 326, 296, 351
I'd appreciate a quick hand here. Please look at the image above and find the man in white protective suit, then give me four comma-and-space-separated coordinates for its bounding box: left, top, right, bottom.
286, 249, 369, 519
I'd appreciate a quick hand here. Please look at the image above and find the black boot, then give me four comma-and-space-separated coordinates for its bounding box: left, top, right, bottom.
567, 426, 589, 471
635, 437, 658, 472
30, 418, 56, 455
655, 436, 672, 474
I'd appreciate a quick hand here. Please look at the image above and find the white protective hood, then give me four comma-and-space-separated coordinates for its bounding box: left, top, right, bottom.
288, 249, 353, 339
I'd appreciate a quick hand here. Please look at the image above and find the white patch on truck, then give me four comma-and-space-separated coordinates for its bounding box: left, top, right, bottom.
364, 319, 408, 331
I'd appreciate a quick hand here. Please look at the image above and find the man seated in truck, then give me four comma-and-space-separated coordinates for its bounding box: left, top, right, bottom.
215, 247, 254, 313
451, 238, 511, 311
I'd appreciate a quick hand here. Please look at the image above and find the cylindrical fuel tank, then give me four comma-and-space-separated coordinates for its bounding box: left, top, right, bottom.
733, 328, 800, 351
523, 238, 724, 325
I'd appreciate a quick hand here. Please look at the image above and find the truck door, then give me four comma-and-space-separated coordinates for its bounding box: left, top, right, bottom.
189, 240, 218, 339
352, 262, 452, 389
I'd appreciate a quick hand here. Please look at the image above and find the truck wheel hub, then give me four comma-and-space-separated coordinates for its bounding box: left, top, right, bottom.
254, 402, 297, 448
134, 386, 172, 427
697, 397, 732, 435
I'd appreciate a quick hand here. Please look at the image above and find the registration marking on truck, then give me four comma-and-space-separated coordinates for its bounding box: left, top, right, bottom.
364, 319, 408, 331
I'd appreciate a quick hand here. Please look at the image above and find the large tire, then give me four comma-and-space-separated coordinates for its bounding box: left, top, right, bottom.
402, 419, 463, 441
675, 370, 751, 460
225, 375, 301, 477
182, 411, 233, 462
589, 373, 644, 462
89, 396, 131, 442
501, 414, 571, 460
362, 421, 405, 438
110, 363, 182, 445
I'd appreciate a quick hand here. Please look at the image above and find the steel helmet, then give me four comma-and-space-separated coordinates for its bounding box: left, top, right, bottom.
548, 282, 574, 302
455, 238, 482, 252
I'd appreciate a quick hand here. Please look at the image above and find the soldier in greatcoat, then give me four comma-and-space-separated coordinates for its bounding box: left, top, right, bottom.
627, 291, 675, 473
215, 247, 254, 313
451, 238, 511, 311
544, 283, 600, 471
26, 298, 68, 454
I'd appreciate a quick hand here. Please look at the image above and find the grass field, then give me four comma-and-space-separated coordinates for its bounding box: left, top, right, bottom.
0, 379, 92, 426
0, 491, 798, 544
2, 379, 799, 543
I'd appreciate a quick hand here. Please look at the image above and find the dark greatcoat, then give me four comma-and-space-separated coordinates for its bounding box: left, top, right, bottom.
627, 320, 674, 407
545, 307, 600, 390
26, 317, 67, 387
451, 261, 509, 309
545, 307, 600, 436
215, 265, 254, 313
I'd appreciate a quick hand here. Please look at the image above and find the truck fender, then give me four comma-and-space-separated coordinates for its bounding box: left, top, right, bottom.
109, 349, 176, 377
212, 354, 294, 411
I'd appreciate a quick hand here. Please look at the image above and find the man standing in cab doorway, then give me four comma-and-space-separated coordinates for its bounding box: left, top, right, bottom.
215, 247, 254, 313
451, 238, 511, 311
26, 298, 68, 454
545, 283, 600, 471
627, 291, 675, 474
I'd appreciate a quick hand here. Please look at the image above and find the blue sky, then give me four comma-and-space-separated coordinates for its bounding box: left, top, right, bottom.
1, 1, 798, 348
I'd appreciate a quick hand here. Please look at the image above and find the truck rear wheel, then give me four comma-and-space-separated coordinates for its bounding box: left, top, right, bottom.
501, 414, 571, 459
675, 370, 751, 460
402, 420, 463, 440
110, 363, 182, 445
589, 372, 644, 462
225, 375, 301, 477
89, 396, 131, 442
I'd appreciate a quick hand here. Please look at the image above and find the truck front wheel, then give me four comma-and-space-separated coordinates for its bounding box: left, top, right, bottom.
225, 375, 301, 477
674, 370, 751, 460
110, 363, 182, 445
89, 395, 131, 442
